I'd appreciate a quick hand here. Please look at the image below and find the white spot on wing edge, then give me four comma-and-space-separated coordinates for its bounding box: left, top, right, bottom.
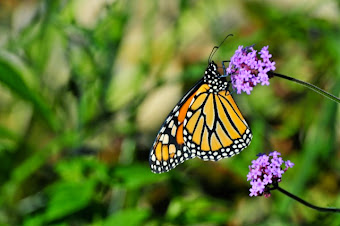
160, 134, 164, 141
168, 120, 174, 128
163, 134, 169, 144
171, 125, 177, 136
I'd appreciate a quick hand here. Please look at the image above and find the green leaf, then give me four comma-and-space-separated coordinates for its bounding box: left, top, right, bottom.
0, 126, 19, 141
23, 214, 45, 226
113, 164, 167, 189
167, 196, 230, 224
0, 126, 20, 153
44, 180, 95, 222
103, 209, 150, 226
0, 52, 60, 131
1, 132, 80, 203
55, 157, 110, 183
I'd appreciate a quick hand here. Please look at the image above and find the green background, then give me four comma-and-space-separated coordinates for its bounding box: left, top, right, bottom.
0, 0, 339, 225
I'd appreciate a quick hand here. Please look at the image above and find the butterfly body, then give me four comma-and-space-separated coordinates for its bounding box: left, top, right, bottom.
149, 61, 252, 173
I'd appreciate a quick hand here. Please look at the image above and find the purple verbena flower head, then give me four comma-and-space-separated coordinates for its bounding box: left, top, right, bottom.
227, 45, 276, 95
247, 151, 294, 197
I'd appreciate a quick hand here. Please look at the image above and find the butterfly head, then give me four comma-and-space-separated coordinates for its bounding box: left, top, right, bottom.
204, 61, 229, 93
207, 61, 218, 73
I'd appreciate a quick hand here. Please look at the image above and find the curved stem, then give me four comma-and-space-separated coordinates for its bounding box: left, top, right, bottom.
270, 72, 340, 104
276, 186, 340, 213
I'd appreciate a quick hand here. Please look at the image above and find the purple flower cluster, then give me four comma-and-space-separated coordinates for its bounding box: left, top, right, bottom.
247, 151, 294, 197
226, 45, 276, 94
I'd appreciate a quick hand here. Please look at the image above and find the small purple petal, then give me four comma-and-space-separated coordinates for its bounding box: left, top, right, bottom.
249, 187, 258, 197
247, 172, 253, 181
255, 179, 265, 193
269, 151, 281, 157
263, 174, 272, 185
285, 160, 294, 169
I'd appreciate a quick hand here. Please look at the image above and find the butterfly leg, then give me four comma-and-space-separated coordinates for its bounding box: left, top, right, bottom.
221, 60, 230, 77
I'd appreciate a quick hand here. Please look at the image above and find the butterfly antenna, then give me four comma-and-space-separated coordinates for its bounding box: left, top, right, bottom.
208, 34, 233, 64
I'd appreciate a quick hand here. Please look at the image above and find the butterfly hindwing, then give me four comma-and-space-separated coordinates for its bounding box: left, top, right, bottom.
183, 87, 252, 161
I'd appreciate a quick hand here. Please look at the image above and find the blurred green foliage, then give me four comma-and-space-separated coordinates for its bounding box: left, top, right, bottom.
0, 0, 339, 225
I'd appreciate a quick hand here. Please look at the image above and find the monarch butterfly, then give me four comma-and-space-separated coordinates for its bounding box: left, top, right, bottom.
149, 37, 252, 173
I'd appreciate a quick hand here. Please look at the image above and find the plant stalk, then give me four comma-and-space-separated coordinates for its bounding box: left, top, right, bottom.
270, 72, 340, 104
276, 186, 340, 213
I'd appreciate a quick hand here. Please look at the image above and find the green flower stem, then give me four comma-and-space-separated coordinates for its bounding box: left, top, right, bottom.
275, 186, 340, 213
269, 72, 340, 104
